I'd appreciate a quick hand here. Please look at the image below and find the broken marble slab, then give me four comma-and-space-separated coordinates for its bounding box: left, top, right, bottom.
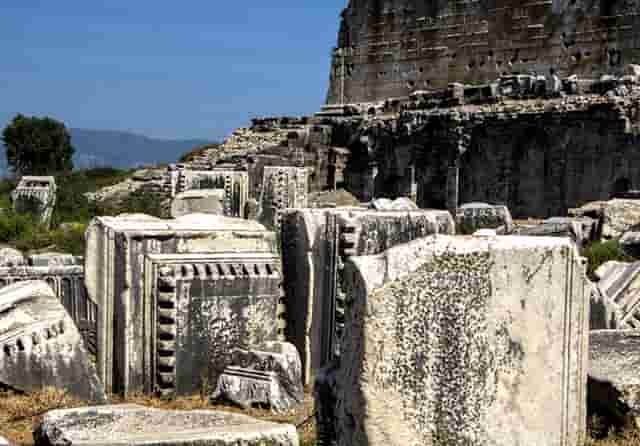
34, 404, 299, 446
334, 235, 589, 446
594, 261, 640, 329
0, 281, 105, 403
211, 341, 304, 412
589, 330, 640, 431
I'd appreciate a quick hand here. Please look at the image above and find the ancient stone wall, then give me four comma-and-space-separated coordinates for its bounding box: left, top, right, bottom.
328, 0, 640, 104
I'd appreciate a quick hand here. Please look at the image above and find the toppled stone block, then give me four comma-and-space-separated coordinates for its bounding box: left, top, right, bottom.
456, 202, 514, 234
0, 281, 105, 402
593, 261, 640, 329
281, 208, 455, 384
589, 330, 640, 431
212, 341, 304, 412
170, 189, 226, 218
34, 404, 299, 446
335, 235, 589, 446
259, 167, 308, 230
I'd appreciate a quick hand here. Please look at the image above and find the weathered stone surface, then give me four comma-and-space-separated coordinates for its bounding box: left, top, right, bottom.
27, 253, 81, 267
620, 227, 640, 257
11, 176, 56, 227
593, 261, 640, 329
259, 167, 308, 230
170, 189, 226, 218
369, 197, 418, 211
514, 217, 598, 249
589, 330, 640, 430
571, 199, 640, 239
170, 168, 249, 219
0, 281, 105, 402
85, 213, 283, 396
34, 404, 299, 446
327, 0, 640, 104
281, 208, 455, 384
212, 341, 304, 412
456, 202, 514, 235
335, 235, 589, 446
0, 435, 9, 446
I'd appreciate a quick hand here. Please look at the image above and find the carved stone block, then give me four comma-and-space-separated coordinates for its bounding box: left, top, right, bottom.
11, 176, 56, 227
335, 235, 589, 446
172, 169, 249, 218
260, 167, 309, 230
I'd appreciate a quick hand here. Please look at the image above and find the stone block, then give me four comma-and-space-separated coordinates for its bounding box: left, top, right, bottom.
0, 436, 9, 446
570, 199, 640, 239
85, 213, 283, 396
280, 208, 455, 385
0, 246, 25, 267
0, 281, 105, 402
212, 341, 303, 412
27, 253, 82, 267
335, 235, 589, 446
514, 217, 598, 249
34, 404, 299, 446
172, 169, 249, 218
170, 189, 226, 218
593, 261, 640, 329
456, 202, 514, 235
589, 330, 640, 431
11, 176, 56, 227
259, 167, 308, 230
369, 197, 418, 211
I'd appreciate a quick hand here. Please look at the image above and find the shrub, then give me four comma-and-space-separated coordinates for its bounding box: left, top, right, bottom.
582, 240, 633, 280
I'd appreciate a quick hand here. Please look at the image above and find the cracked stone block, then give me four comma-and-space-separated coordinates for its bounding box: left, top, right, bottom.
334, 235, 589, 446
589, 330, 640, 431
0, 281, 105, 403
34, 404, 299, 446
211, 341, 304, 412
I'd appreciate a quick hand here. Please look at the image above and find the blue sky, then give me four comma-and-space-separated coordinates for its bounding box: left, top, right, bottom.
0, 1, 344, 141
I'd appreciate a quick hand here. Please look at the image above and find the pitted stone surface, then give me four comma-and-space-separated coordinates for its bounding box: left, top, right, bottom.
589, 330, 640, 430
0, 246, 25, 267
335, 235, 589, 446
34, 404, 299, 446
0, 281, 105, 402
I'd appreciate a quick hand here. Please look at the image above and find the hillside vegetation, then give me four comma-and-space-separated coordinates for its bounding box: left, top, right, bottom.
0, 167, 163, 255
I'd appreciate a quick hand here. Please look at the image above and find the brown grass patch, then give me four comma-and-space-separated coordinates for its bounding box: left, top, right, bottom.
0, 389, 315, 446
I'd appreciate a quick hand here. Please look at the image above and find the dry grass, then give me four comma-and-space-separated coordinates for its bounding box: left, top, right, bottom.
0, 388, 316, 446
1, 389, 637, 446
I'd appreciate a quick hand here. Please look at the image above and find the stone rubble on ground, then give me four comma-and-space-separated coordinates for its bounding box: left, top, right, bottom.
593, 261, 640, 329
211, 341, 304, 413
33, 404, 299, 446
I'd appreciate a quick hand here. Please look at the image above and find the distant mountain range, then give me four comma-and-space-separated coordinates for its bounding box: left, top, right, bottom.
0, 128, 215, 175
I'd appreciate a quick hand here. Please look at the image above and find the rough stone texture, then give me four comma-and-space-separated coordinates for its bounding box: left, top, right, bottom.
0, 436, 9, 446
0, 281, 105, 402
620, 227, 640, 257
27, 253, 82, 267
593, 261, 640, 329
11, 176, 56, 227
589, 330, 640, 430
212, 341, 304, 413
456, 202, 514, 235
280, 207, 455, 384
259, 167, 309, 230
514, 216, 598, 249
571, 199, 640, 239
327, 0, 640, 104
170, 189, 226, 218
34, 404, 299, 446
85, 213, 284, 396
335, 235, 589, 446
369, 197, 418, 211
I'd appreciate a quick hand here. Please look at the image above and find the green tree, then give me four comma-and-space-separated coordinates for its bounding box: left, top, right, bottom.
2, 114, 74, 175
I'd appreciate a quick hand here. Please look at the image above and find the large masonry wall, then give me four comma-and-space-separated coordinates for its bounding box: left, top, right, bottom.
328, 0, 640, 104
